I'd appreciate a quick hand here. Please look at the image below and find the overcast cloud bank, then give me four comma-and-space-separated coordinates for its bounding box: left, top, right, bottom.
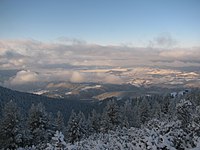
0, 39, 199, 86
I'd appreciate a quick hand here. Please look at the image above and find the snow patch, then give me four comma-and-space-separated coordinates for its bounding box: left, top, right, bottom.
81, 85, 102, 91
32, 90, 49, 95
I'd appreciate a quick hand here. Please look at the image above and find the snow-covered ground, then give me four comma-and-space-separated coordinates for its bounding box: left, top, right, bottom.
32, 90, 49, 95
81, 85, 102, 91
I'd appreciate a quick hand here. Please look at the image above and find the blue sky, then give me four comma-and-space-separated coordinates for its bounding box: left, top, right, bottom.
0, 0, 200, 46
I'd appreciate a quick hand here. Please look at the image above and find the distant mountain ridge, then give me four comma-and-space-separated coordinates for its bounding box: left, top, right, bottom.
31, 82, 177, 101
0, 86, 96, 121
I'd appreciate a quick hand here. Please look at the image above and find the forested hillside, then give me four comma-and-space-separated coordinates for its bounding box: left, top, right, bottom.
0, 86, 96, 121
1, 86, 200, 149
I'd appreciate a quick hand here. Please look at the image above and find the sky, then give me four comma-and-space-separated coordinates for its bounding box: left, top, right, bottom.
0, 0, 200, 46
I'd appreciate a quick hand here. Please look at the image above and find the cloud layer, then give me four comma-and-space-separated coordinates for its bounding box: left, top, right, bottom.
0, 39, 200, 86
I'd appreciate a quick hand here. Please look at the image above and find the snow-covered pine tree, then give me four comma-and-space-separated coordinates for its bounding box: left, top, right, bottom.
88, 109, 101, 134
176, 99, 193, 128
121, 100, 133, 128
27, 103, 53, 149
151, 100, 162, 120
161, 95, 171, 116
0, 100, 23, 149
100, 108, 112, 133
77, 111, 88, 138
55, 111, 66, 133
46, 131, 67, 150
118, 106, 128, 129
131, 99, 141, 128
168, 98, 177, 121
138, 97, 151, 124
101, 98, 121, 132
66, 110, 81, 144
48, 112, 57, 136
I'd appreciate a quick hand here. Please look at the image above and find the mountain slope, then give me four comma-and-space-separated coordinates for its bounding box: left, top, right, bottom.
0, 86, 96, 121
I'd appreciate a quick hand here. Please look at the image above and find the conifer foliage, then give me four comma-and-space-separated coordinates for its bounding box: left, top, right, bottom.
27, 103, 53, 149
1, 89, 200, 149
0, 100, 22, 149
65, 110, 86, 144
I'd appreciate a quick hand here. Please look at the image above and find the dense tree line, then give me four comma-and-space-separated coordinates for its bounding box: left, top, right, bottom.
1, 89, 200, 149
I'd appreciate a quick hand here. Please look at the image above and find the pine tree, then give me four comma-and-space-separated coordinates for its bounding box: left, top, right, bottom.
168, 98, 177, 121
77, 111, 87, 138
55, 111, 66, 133
0, 100, 23, 149
121, 100, 133, 127
161, 95, 171, 115
138, 97, 151, 124
66, 110, 80, 144
176, 99, 193, 128
101, 99, 121, 132
88, 109, 101, 134
46, 131, 67, 150
132, 104, 141, 128
27, 103, 53, 149
152, 100, 161, 119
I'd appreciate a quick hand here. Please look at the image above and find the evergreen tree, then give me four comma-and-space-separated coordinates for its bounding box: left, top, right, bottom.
101, 99, 121, 132
66, 111, 85, 143
46, 131, 67, 150
0, 100, 23, 149
151, 100, 161, 119
77, 111, 87, 138
55, 111, 66, 133
27, 103, 53, 149
161, 95, 171, 115
132, 104, 141, 128
168, 98, 177, 121
138, 97, 151, 124
176, 99, 193, 128
121, 100, 133, 128
88, 109, 101, 134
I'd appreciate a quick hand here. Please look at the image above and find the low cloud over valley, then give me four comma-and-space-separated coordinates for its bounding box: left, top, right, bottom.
0, 39, 200, 89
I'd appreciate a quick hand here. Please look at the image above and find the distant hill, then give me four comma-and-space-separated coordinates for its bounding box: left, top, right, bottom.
32, 82, 173, 101
0, 86, 97, 121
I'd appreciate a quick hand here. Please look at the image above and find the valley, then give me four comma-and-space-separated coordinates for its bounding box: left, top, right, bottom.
23, 66, 199, 100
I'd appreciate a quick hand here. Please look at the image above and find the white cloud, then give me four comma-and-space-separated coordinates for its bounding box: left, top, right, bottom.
70, 71, 85, 83
159, 48, 200, 61
159, 50, 193, 59
8, 70, 39, 85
